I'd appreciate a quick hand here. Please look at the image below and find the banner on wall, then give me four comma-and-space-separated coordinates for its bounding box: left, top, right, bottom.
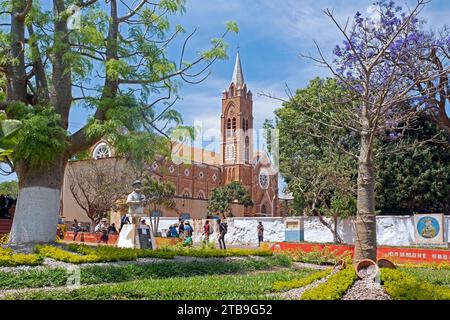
414, 214, 445, 245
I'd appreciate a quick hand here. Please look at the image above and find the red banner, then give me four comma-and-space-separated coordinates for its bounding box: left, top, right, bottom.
271, 242, 450, 264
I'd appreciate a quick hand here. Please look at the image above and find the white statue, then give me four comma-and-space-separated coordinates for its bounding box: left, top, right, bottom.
126, 180, 146, 217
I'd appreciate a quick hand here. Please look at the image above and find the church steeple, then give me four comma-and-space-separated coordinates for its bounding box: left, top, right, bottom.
231, 52, 244, 86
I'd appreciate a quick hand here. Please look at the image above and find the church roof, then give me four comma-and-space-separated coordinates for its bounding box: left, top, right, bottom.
231, 52, 245, 86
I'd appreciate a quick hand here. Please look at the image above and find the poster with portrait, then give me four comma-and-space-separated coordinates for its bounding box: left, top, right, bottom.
414, 214, 445, 244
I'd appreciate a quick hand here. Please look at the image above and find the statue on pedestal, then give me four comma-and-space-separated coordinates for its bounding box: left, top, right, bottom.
126, 180, 146, 222
117, 180, 147, 249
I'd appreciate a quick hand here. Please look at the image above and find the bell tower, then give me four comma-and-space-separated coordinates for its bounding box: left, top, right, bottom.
220, 52, 254, 185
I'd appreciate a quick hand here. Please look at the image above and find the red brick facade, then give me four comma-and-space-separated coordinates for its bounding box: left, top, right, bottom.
62, 53, 278, 222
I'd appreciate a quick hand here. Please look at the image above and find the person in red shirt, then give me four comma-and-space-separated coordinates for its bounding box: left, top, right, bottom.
202, 220, 212, 244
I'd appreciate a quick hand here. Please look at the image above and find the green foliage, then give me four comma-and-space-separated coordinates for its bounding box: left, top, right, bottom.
38, 244, 274, 264
208, 181, 253, 218
273, 269, 332, 292
13, 107, 68, 170
301, 266, 357, 300
402, 268, 450, 287
376, 117, 450, 215
0, 268, 68, 290
2, 0, 235, 178
35, 245, 105, 264
0, 255, 294, 291
272, 78, 357, 218
381, 268, 450, 300
0, 247, 44, 267
4, 270, 310, 300
281, 247, 351, 265
0, 181, 18, 197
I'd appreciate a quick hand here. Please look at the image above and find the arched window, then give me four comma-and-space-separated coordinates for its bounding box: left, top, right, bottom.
232, 118, 237, 136
93, 142, 111, 160
245, 136, 250, 163
182, 190, 191, 198
227, 118, 232, 138
225, 145, 230, 160
197, 191, 205, 200
230, 145, 235, 160
246, 120, 249, 131
261, 205, 267, 215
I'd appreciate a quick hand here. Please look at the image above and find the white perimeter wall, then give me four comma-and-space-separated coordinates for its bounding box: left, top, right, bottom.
148, 216, 450, 247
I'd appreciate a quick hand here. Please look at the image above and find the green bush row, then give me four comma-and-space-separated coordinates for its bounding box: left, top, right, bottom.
381, 268, 450, 300
35, 244, 274, 265
301, 266, 357, 300
272, 268, 332, 292
0, 247, 44, 267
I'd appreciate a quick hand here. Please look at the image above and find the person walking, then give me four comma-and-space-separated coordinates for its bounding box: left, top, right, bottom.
72, 219, 81, 241
217, 219, 228, 250
202, 220, 212, 245
257, 221, 264, 247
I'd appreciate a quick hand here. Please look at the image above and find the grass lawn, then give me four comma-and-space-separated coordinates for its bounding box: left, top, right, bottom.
0, 255, 292, 291
3, 269, 314, 300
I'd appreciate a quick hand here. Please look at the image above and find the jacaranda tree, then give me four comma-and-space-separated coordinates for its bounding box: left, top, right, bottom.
302, 0, 450, 260
0, 0, 237, 244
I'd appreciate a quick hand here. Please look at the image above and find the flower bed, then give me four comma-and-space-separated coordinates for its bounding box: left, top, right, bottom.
300, 265, 357, 300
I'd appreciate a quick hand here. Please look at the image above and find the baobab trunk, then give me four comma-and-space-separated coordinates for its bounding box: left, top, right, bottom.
354, 133, 377, 262
8, 156, 67, 244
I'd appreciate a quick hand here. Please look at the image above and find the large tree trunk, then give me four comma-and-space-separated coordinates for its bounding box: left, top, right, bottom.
354, 134, 377, 262
8, 156, 67, 244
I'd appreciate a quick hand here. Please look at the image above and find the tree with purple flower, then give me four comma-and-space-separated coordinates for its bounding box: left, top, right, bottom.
301, 0, 449, 261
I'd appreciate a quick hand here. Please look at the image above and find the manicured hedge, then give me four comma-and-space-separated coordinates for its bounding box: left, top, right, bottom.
273, 268, 332, 292
0, 247, 44, 267
301, 266, 357, 300
381, 268, 450, 300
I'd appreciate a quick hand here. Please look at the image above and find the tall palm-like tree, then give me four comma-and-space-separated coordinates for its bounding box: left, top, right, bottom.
142, 176, 176, 237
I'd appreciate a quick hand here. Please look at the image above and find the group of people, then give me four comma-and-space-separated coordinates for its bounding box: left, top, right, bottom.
167, 219, 195, 247
71, 218, 118, 244
0, 194, 16, 219
167, 218, 266, 250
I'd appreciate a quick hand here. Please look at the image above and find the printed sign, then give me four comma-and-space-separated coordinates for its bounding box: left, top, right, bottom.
414, 214, 445, 244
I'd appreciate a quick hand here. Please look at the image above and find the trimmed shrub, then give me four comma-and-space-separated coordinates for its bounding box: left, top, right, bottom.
35, 245, 103, 264
381, 268, 450, 300
301, 266, 357, 300
0, 247, 44, 267
273, 268, 332, 292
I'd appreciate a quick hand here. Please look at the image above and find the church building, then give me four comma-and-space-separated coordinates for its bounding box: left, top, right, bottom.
61, 53, 279, 223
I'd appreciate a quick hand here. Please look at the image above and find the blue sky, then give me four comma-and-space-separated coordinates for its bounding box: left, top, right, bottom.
1, 0, 449, 185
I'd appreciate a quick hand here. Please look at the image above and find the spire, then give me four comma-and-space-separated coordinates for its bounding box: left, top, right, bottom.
232, 52, 244, 86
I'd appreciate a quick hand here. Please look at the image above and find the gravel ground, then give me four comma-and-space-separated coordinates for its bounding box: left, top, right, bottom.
342, 266, 391, 300
342, 277, 391, 300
